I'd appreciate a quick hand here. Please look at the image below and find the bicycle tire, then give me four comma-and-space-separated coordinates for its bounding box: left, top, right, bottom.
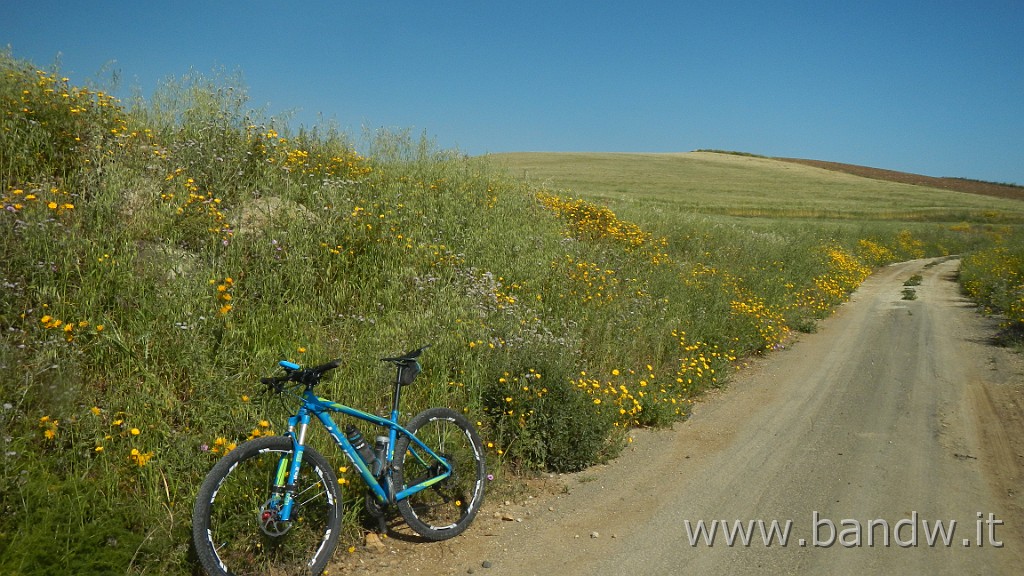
394, 407, 486, 541
192, 435, 342, 576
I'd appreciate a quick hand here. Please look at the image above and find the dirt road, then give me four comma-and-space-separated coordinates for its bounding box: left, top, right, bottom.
333, 257, 1024, 575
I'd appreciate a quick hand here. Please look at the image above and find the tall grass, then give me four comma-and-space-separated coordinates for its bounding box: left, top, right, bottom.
1, 50, 1018, 573
960, 231, 1024, 341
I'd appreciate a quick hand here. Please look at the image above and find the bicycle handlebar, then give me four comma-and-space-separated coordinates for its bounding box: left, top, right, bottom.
261, 345, 430, 393
260, 358, 343, 392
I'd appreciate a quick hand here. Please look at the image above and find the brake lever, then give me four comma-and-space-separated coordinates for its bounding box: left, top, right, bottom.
259, 375, 289, 395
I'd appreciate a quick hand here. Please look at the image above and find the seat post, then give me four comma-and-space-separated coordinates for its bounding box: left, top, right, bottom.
390, 365, 403, 416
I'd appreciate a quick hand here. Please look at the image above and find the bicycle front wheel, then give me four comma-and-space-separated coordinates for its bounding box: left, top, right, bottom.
191, 435, 342, 576
395, 407, 486, 541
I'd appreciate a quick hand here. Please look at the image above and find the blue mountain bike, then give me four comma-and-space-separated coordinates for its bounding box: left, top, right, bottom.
191, 346, 487, 576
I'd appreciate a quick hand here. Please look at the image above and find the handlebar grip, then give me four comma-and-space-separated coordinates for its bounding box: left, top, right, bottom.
310, 358, 342, 373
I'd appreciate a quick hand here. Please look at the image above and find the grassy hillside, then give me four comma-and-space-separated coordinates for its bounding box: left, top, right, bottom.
774, 157, 1024, 200
491, 151, 1024, 334
489, 151, 1024, 223
495, 150, 1024, 336
2, 50, 1021, 574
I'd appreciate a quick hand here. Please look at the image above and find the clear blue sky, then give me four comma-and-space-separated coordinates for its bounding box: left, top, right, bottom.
4, 0, 1023, 184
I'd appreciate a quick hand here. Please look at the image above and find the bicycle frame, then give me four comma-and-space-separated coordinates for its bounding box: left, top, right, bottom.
273, 383, 452, 523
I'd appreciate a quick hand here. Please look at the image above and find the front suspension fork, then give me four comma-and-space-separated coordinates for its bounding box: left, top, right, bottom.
269, 412, 310, 524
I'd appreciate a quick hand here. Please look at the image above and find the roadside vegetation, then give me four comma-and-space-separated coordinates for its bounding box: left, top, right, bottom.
961, 241, 1024, 342
2, 50, 1021, 573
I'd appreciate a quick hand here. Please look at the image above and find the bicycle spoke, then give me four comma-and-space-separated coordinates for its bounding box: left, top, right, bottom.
193, 436, 341, 576
396, 408, 485, 540
297, 482, 328, 508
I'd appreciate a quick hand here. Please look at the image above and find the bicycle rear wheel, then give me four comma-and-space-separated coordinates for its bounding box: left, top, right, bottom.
191, 435, 342, 576
395, 407, 486, 541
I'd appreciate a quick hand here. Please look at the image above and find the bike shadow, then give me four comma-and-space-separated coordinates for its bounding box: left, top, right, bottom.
369, 516, 431, 544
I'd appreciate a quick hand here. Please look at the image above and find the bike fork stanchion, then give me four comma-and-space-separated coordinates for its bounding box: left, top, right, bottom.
279, 411, 311, 522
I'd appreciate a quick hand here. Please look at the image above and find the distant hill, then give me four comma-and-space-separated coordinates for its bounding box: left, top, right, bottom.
774, 157, 1024, 201
487, 151, 1024, 224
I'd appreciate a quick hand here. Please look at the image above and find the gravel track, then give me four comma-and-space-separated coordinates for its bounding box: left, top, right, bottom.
330, 257, 1024, 575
